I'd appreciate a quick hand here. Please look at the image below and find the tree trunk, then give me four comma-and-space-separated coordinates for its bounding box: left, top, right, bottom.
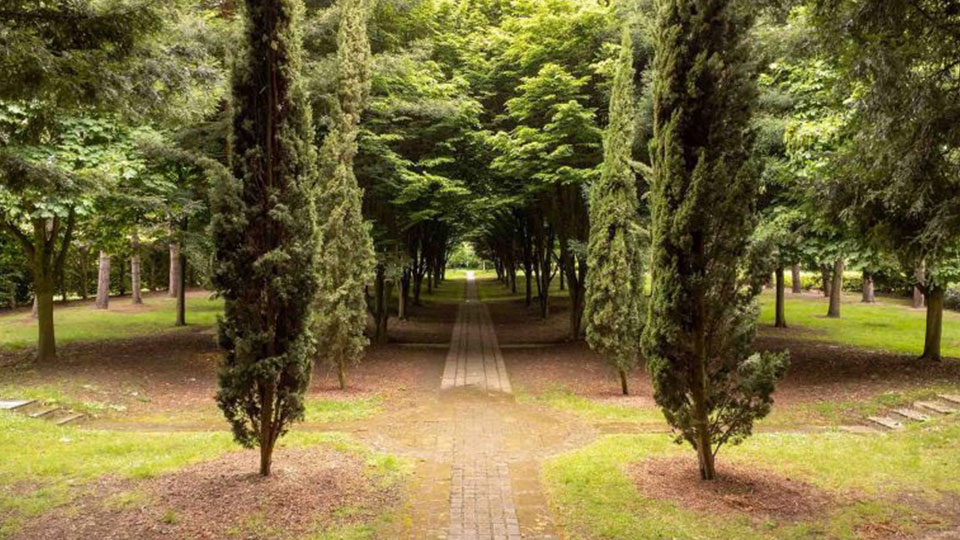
920, 285, 943, 362
398, 270, 410, 320
820, 263, 831, 298
95, 251, 110, 310
791, 264, 801, 293
912, 261, 925, 308
259, 381, 276, 476
413, 270, 423, 306
169, 243, 180, 298
338, 359, 347, 389
131, 237, 143, 305
31, 296, 38, 318
524, 266, 532, 307
8, 283, 16, 310
826, 258, 843, 318
176, 249, 187, 326
861, 270, 875, 303
619, 369, 629, 396
691, 301, 715, 480
35, 276, 56, 361
559, 266, 565, 291
373, 265, 389, 344
774, 266, 786, 328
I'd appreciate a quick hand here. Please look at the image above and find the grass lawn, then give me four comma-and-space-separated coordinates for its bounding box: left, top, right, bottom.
758, 290, 960, 358
0, 294, 222, 350
0, 411, 235, 537
543, 415, 960, 540
0, 410, 405, 539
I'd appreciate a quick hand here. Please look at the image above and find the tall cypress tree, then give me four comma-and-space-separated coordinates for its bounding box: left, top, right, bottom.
642, 0, 788, 481
314, 0, 376, 389
584, 28, 645, 396
211, 0, 319, 477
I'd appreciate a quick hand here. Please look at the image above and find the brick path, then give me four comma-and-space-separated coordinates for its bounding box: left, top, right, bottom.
441, 273, 512, 393
386, 273, 565, 540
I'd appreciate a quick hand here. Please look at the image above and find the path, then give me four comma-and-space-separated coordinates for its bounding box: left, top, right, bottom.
380, 272, 578, 540
441, 273, 512, 393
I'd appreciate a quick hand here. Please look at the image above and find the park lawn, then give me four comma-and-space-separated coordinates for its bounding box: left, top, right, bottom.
516, 385, 665, 425
0, 410, 406, 539
0, 294, 222, 350
0, 411, 235, 537
757, 290, 960, 358
543, 414, 960, 540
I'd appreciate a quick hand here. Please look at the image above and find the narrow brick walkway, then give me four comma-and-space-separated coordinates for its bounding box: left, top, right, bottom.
387, 273, 562, 540
441, 272, 512, 393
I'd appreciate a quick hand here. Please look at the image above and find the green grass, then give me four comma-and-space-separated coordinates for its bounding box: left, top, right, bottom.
0, 411, 236, 536
516, 385, 665, 424
304, 395, 383, 423
0, 295, 222, 350
544, 416, 960, 540
758, 290, 960, 358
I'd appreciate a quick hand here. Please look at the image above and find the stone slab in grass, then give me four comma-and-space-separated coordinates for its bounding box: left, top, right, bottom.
938, 394, 960, 406
0, 399, 34, 410
891, 408, 929, 422
866, 416, 903, 430
915, 401, 957, 415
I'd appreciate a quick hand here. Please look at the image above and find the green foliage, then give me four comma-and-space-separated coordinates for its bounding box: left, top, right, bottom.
314, 0, 377, 388
212, 0, 319, 466
642, 0, 788, 477
584, 28, 645, 384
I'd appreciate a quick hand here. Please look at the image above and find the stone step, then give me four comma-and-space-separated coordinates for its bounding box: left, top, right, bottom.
55, 413, 85, 426
914, 401, 957, 415
866, 416, 903, 430
29, 406, 60, 419
0, 399, 35, 411
938, 394, 960, 406
891, 408, 929, 422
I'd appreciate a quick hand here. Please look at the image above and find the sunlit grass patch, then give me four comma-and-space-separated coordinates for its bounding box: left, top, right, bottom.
0, 411, 235, 536
0, 295, 223, 351
516, 385, 665, 424
544, 416, 960, 540
304, 395, 383, 423
758, 290, 960, 358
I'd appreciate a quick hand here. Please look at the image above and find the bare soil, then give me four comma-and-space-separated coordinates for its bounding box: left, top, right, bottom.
490, 300, 960, 408
0, 330, 446, 424
12, 447, 396, 540
632, 457, 835, 523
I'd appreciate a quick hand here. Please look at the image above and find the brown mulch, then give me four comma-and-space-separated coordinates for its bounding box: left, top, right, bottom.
385, 301, 458, 344
485, 296, 573, 344
633, 457, 835, 523
0, 330, 446, 424
503, 341, 655, 398
493, 301, 960, 408
13, 447, 394, 540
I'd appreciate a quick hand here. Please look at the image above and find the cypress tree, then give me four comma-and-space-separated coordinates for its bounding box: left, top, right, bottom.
314, 0, 376, 390
642, 0, 788, 481
584, 28, 645, 396
211, 0, 319, 477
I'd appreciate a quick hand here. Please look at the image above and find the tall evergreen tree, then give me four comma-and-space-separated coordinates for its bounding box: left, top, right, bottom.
584, 28, 645, 396
314, 0, 376, 389
642, 0, 788, 481
212, 0, 319, 477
